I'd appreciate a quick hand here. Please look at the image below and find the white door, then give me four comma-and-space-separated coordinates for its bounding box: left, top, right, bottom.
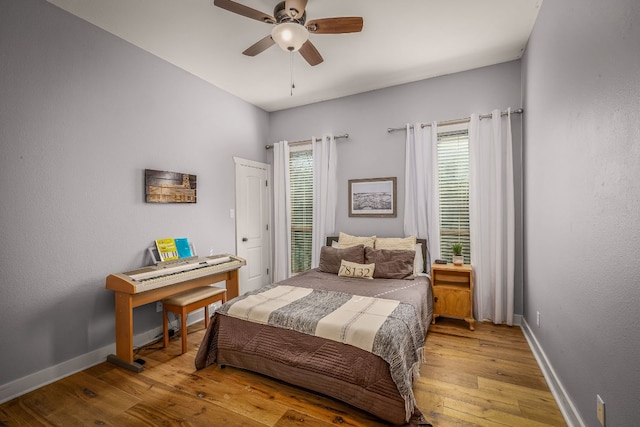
234, 157, 271, 294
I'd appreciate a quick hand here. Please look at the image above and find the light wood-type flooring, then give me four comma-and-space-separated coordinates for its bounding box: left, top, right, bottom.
0, 318, 566, 426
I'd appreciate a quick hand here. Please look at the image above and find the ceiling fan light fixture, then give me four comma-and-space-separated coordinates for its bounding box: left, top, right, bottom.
271, 22, 309, 52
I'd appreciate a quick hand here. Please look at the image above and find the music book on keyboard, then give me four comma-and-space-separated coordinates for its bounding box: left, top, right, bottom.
174, 237, 193, 258
155, 238, 179, 261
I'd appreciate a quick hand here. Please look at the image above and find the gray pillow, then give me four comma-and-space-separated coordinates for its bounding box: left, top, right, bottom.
364, 246, 415, 279
318, 245, 365, 274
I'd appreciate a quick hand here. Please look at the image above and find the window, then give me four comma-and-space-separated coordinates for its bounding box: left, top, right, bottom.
289, 147, 313, 273
437, 129, 471, 264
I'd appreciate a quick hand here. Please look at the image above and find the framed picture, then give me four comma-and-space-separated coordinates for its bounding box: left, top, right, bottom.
348, 177, 397, 217
145, 169, 197, 203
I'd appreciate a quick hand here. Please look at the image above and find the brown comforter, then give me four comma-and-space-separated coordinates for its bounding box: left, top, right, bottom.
195, 269, 433, 425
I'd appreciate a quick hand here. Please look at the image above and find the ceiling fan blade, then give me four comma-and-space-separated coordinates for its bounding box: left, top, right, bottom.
284, 0, 307, 19
242, 35, 275, 56
306, 17, 363, 34
213, 0, 275, 24
299, 40, 323, 66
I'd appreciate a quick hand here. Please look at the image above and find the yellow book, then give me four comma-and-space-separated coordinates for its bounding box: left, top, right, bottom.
155, 238, 179, 261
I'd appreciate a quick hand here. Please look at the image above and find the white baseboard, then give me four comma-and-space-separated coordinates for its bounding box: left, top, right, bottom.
0, 308, 210, 405
0, 340, 119, 405
520, 318, 585, 427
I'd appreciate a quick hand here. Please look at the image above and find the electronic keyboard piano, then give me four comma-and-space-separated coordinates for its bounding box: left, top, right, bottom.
105, 254, 245, 372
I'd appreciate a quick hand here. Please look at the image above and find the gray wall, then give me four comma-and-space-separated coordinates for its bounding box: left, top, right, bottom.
269, 61, 524, 316
8, 2, 639, 424
522, 0, 640, 425
0, 0, 268, 386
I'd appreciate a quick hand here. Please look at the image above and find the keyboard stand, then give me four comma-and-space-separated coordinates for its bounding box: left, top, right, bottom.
105, 267, 240, 372
106, 354, 145, 373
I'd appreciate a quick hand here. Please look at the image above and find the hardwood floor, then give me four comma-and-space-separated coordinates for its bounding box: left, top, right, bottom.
0, 319, 565, 427
419, 319, 565, 426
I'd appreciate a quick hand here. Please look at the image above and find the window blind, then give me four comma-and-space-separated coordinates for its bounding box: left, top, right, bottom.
289, 149, 313, 273
437, 130, 471, 263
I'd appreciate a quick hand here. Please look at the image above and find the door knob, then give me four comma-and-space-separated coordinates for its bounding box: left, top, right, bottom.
242, 237, 248, 242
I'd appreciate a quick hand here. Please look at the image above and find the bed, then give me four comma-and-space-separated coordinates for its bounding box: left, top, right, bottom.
195, 235, 433, 425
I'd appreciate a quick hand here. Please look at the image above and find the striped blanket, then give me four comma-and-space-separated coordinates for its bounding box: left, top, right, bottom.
218, 284, 426, 421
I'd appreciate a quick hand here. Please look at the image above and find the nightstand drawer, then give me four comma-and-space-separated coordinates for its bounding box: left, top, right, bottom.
432, 271, 470, 286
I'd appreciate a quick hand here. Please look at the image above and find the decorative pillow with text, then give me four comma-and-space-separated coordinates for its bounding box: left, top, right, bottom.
338, 259, 375, 279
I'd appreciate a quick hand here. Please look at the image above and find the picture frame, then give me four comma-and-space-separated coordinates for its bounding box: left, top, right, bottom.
348, 177, 397, 217
145, 169, 197, 203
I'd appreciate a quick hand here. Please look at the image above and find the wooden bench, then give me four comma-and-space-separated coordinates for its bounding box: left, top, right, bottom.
163, 286, 227, 354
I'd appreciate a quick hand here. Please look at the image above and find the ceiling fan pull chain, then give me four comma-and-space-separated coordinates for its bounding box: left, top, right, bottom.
290, 49, 296, 96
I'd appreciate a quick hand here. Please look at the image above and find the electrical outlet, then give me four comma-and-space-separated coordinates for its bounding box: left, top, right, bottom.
156, 301, 163, 312
597, 394, 605, 426
536, 311, 540, 327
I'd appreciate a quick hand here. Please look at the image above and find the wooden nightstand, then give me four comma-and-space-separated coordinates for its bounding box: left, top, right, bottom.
431, 263, 474, 330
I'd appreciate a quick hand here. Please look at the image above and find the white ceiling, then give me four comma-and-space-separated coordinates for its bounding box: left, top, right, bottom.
47, 0, 542, 112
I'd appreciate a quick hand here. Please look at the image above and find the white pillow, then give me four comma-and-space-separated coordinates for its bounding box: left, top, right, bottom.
374, 236, 416, 250
337, 232, 376, 248
414, 243, 424, 275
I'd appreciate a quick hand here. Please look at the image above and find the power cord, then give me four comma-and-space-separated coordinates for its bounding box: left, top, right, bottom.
133, 312, 181, 354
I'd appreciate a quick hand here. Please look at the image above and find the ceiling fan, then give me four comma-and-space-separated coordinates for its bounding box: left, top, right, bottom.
213, 0, 364, 66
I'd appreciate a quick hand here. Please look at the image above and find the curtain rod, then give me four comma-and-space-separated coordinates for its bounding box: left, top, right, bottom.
265, 133, 349, 149
386, 108, 523, 133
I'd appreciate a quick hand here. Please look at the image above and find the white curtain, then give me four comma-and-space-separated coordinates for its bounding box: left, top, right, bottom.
469, 109, 515, 325
311, 135, 338, 268
273, 141, 291, 282
404, 122, 440, 272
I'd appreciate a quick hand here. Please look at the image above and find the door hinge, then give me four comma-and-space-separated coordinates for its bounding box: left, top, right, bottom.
265, 180, 268, 187
266, 268, 270, 275
266, 224, 269, 231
